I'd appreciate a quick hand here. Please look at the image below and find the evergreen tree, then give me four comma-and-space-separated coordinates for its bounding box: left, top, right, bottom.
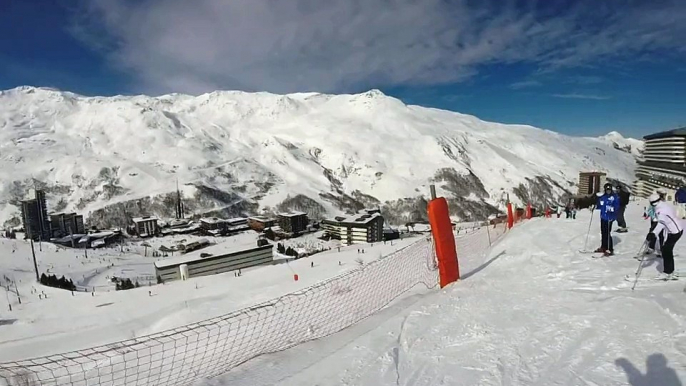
264, 228, 275, 240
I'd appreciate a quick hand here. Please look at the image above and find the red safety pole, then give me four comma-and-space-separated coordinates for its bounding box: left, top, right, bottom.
427, 185, 459, 288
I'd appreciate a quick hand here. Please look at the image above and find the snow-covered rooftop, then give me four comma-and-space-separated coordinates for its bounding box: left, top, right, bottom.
200, 217, 224, 224
248, 216, 274, 222
278, 211, 307, 218
132, 216, 159, 223
325, 212, 383, 226
155, 234, 267, 268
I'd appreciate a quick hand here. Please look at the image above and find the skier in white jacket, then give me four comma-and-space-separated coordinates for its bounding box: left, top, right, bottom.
646, 194, 683, 280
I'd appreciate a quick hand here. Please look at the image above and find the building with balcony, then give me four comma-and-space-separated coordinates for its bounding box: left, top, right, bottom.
633, 128, 686, 200
132, 216, 160, 238
247, 216, 276, 232
50, 212, 85, 238
321, 212, 384, 245
277, 211, 309, 234
20, 189, 51, 241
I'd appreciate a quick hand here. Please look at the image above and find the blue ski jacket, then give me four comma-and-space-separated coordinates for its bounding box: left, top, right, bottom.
595, 193, 621, 221
676, 187, 686, 204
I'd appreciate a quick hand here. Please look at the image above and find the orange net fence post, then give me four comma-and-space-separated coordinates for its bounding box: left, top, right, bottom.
427, 197, 459, 288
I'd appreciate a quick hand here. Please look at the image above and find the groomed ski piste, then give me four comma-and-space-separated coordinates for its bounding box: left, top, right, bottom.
1, 201, 685, 386
208, 202, 686, 386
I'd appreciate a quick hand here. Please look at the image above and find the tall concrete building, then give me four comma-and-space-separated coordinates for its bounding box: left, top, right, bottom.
20, 189, 51, 241
633, 128, 686, 199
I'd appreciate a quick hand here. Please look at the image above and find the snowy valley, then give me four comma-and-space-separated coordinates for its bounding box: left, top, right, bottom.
0, 86, 640, 228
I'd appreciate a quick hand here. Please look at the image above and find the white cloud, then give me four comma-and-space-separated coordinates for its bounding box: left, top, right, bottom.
72, 0, 686, 94
509, 80, 542, 89
552, 93, 612, 101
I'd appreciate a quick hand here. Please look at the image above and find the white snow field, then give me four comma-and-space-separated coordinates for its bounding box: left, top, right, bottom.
206, 202, 686, 386
0, 230, 425, 364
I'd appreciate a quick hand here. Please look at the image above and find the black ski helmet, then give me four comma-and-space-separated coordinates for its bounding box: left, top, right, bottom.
603, 182, 613, 191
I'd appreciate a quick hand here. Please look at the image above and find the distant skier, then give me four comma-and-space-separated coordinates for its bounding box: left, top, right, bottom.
675, 185, 686, 219
646, 193, 683, 280
566, 200, 576, 219
556, 205, 562, 218
594, 183, 621, 256
615, 184, 630, 233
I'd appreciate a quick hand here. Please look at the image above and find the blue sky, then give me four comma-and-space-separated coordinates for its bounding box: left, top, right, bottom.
1, 0, 685, 138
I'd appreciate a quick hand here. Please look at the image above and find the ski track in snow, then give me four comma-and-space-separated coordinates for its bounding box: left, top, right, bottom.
208, 203, 686, 386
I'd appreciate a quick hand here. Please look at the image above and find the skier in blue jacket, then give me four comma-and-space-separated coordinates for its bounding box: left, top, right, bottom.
594, 182, 621, 256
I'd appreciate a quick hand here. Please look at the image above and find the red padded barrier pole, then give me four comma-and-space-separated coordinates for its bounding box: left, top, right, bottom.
507, 202, 514, 229
427, 188, 459, 288
526, 203, 532, 219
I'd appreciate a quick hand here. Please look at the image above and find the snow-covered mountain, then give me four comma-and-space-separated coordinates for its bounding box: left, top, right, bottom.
0, 86, 639, 227
596, 131, 644, 158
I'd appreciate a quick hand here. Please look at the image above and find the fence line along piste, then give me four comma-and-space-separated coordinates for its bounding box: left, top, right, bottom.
1, 233, 459, 386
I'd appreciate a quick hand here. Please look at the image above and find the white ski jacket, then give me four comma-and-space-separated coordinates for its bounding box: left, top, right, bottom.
652, 201, 683, 236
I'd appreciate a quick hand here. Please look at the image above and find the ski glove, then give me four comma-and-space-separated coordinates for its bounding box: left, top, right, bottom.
646, 233, 657, 243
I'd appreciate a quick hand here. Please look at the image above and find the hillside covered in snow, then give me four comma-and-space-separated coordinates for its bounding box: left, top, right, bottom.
0, 86, 640, 228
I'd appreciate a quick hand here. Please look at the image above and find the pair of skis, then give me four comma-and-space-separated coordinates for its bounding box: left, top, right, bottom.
623, 273, 679, 283
578, 249, 612, 258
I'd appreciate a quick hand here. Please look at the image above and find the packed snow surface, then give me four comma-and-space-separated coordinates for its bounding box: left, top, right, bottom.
0, 230, 423, 362
0, 86, 639, 223
205, 202, 686, 386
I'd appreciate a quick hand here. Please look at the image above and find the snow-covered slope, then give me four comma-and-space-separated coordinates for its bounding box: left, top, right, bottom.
209, 204, 686, 385
0, 86, 638, 227
595, 131, 644, 158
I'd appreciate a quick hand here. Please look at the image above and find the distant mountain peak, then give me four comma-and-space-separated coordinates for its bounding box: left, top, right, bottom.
595, 131, 644, 157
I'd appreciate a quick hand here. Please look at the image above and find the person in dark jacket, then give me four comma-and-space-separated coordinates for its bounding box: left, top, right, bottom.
675, 186, 686, 219
615, 184, 630, 232
594, 183, 621, 256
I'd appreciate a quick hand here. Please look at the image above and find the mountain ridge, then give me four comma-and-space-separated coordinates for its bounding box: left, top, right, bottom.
0, 86, 640, 228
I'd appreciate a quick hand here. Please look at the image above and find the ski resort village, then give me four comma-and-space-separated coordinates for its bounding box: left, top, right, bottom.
2, 2, 686, 383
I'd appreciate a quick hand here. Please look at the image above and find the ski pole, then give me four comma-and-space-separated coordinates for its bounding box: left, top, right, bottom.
631, 240, 649, 291
582, 210, 594, 252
